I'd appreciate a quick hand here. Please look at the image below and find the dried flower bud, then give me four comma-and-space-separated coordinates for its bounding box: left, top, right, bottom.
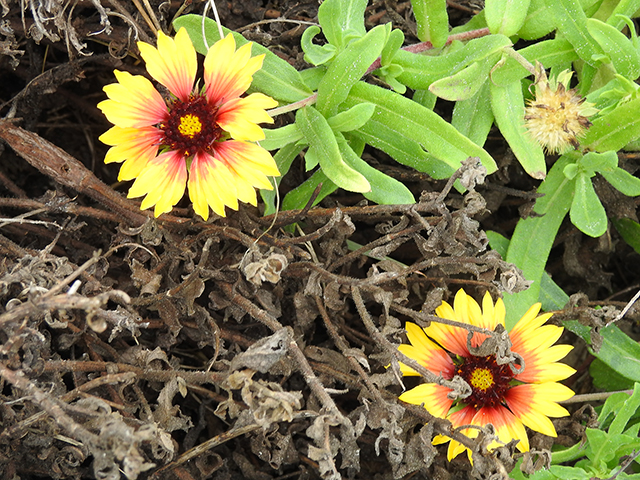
524, 62, 598, 154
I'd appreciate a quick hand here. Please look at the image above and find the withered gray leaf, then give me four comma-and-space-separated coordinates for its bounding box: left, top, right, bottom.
230, 327, 290, 373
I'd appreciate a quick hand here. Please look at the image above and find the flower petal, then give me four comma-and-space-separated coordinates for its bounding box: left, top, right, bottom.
99, 126, 163, 180
99, 70, 167, 128
506, 383, 573, 437
214, 140, 280, 199
473, 406, 529, 453
127, 150, 187, 217
187, 150, 241, 220
217, 93, 277, 141
424, 290, 472, 356
138, 28, 197, 101
204, 34, 265, 106
398, 322, 455, 378
398, 383, 454, 419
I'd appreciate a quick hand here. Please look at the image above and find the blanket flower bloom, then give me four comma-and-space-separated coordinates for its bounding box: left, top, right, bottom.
398, 289, 575, 462
98, 27, 279, 220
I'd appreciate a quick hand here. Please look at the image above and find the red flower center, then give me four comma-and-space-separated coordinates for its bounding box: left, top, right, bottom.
456, 355, 514, 409
161, 95, 223, 157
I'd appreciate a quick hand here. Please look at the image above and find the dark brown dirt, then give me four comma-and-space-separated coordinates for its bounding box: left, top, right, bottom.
1, 1, 640, 480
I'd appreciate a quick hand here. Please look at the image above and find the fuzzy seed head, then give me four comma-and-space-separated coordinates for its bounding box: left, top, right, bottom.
524, 63, 598, 154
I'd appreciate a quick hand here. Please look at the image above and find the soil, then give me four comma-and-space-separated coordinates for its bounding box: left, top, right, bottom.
1, 1, 640, 480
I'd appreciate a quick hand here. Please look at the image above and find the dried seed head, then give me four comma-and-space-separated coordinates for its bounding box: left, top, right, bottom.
524, 62, 598, 154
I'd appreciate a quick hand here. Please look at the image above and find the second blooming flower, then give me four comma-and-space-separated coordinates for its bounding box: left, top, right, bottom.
398, 289, 575, 462
98, 28, 280, 220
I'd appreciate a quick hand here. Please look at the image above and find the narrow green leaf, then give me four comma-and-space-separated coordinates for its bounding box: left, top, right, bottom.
317, 24, 388, 116
301, 26, 337, 66
586, 18, 640, 79
394, 34, 512, 90
327, 103, 376, 132
261, 124, 303, 151
490, 80, 546, 179
570, 172, 608, 237
601, 167, 640, 197
317, 0, 367, 49
296, 107, 370, 192
485, 0, 532, 36
580, 150, 618, 173
608, 0, 640, 30
429, 57, 496, 101
281, 170, 338, 211
519, 0, 556, 39
590, 359, 636, 392
504, 155, 576, 326
337, 133, 415, 205
173, 15, 312, 103
261, 142, 304, 215
545, 0, 604, 67
612, 218, 640, 255
609, 383, 640, 435
411, 0, 449, 48
582, 96, 640, 152
452, 81, 494, 146
344, 82, 497, 173
381, 28, 405, 66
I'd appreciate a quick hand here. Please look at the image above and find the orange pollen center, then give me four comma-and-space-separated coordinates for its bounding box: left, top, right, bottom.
178, 114, 203, 138
469, 368, 494, 391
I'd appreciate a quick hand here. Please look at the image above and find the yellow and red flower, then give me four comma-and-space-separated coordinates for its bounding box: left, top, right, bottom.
398, 289, 575, 461
98, 27, 279, 220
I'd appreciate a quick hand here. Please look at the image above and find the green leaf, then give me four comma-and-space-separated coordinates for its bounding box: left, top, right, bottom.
295, 106, 370, 192
281, 170, 337, 211
173, 15, 312, 104
301, 26, 337, 66
580, 150, 619, 173
261, 124, 303, 151
490, 79, 546, 179
569, 321, 640, 385
261, 142, 304, 215
343, 82, 497, 174
411, 0, 449, 48
582, 96, 640, 152
485, 0, 532, 36
316, 24, 388, 116
452, 80, 494, 146
612, 218, 640, 254
586, 18, 640, 79
429, 56, 497, 101
608, 0, 640, 30
504, 154, 576, 326
545, 0, 604, 67
337, 133, 415, 205
394, 34, 513, 90
327, 103, 376, 132
381, 28, 405, 66
608, 383, 640, 435
519, 0, 556, 39
317, 0, 367, 49
600, 168, 640, 196
598, 390, 635, 427
570, 172, 608, 237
